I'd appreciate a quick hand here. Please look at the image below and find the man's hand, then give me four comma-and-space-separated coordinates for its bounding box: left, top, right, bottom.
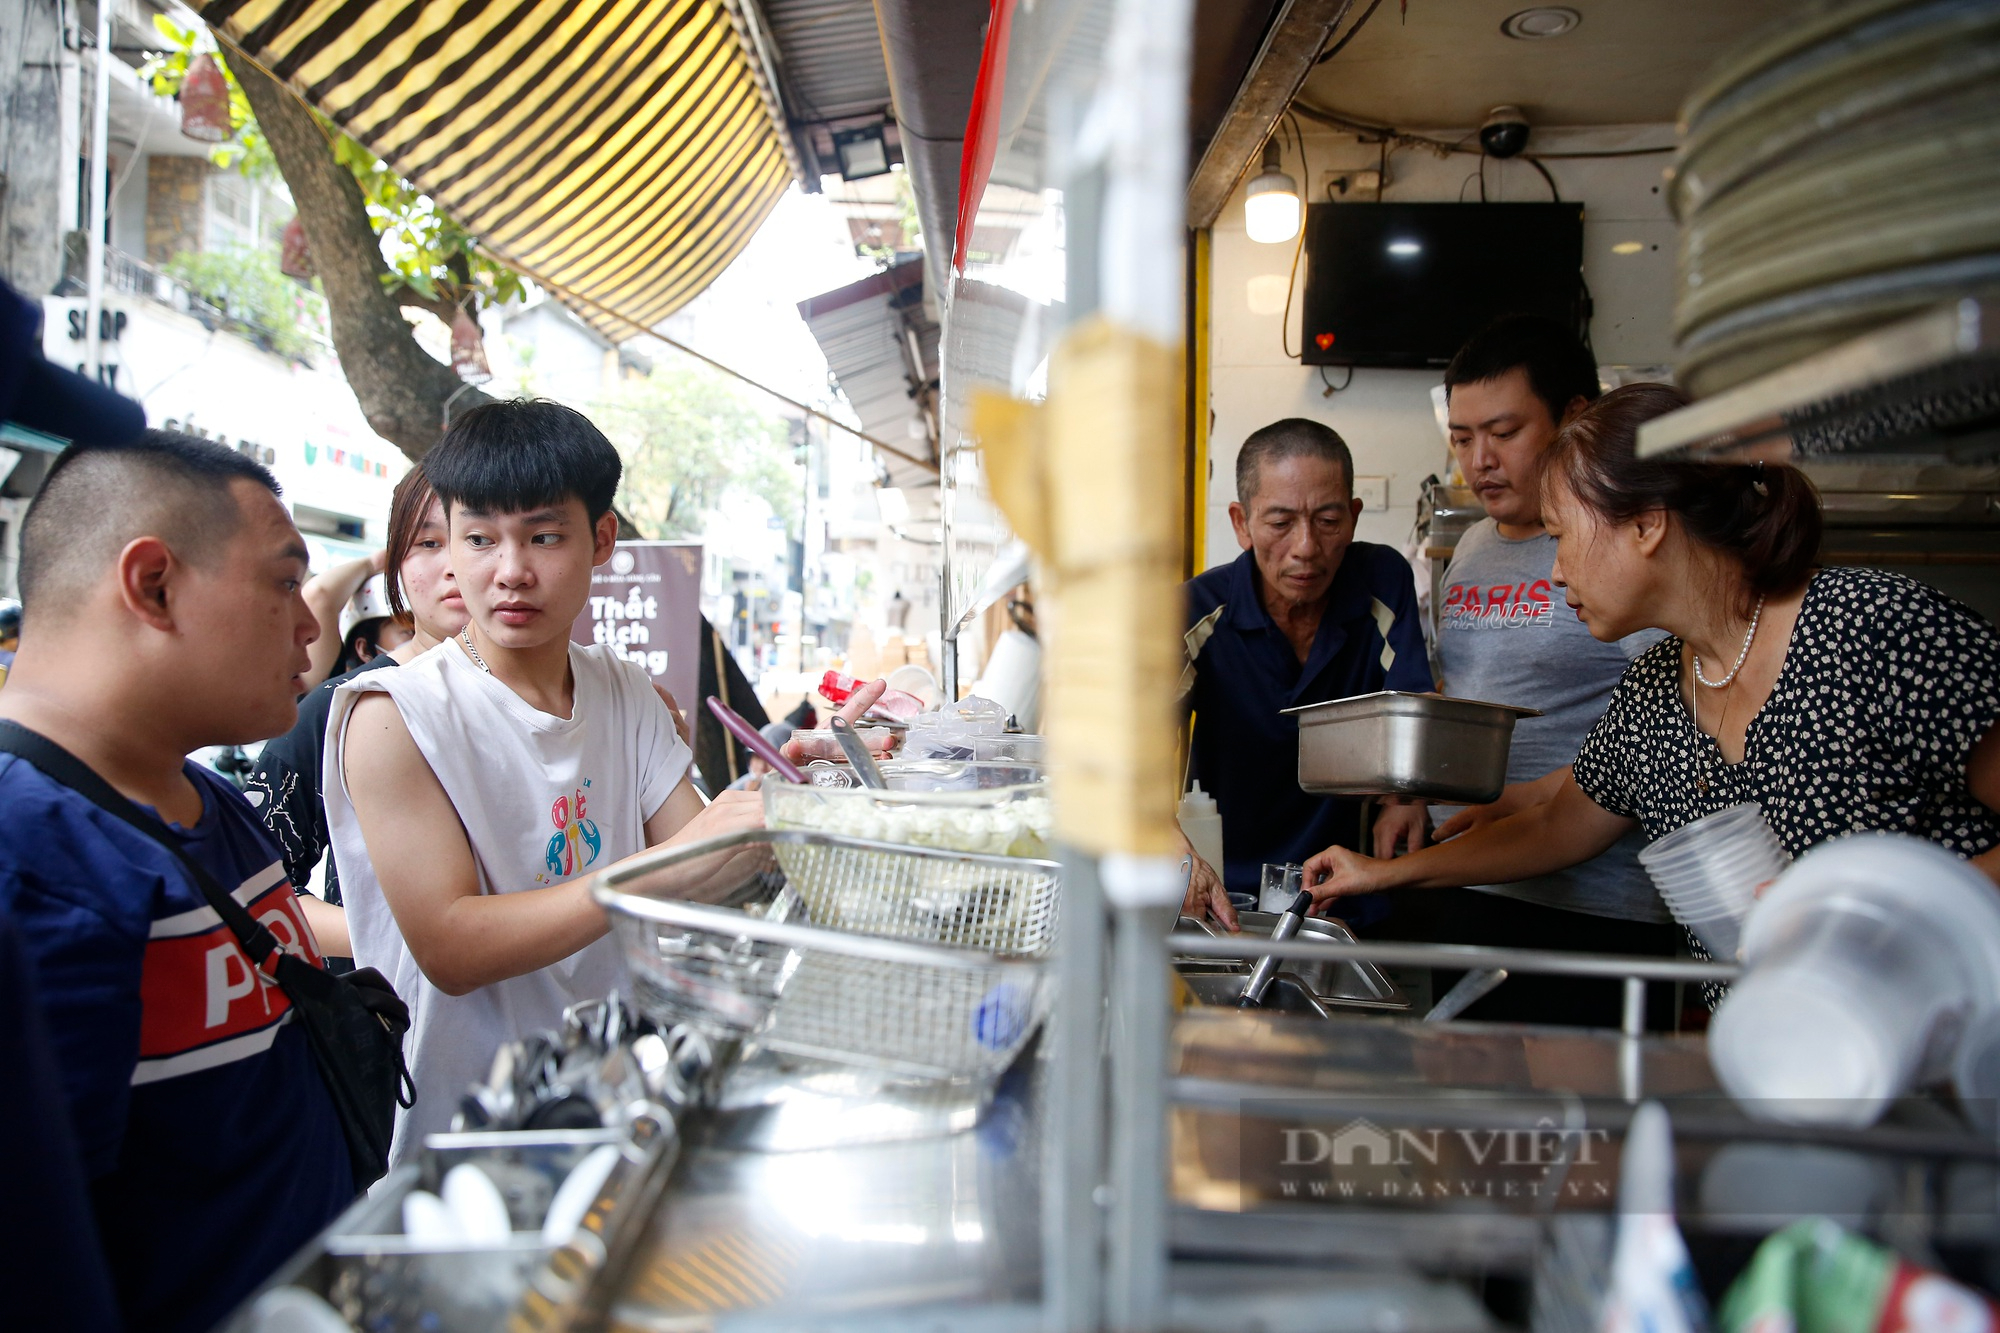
662, 787, 765, 844
1373, 798, 1428, 858
1181, 849, 1236, 932
1302, 844, 1393, 915
781, 678, 896, 764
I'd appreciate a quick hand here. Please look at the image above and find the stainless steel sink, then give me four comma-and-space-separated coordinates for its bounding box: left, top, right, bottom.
1177, 970, 1332, 1019
1174, 914, 1410, 1011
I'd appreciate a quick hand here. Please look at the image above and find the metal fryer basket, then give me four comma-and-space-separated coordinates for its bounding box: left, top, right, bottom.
594, 830, 1056, 1083
770, 831, 1060, 954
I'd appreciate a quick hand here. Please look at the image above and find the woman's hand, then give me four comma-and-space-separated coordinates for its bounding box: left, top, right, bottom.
1302, 844, 1394, 914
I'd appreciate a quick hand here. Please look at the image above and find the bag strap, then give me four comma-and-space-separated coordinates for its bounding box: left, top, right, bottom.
0, 720, 287, 971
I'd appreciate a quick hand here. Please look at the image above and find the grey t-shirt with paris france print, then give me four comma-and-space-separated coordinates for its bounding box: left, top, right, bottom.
1434, 519, 1669, 922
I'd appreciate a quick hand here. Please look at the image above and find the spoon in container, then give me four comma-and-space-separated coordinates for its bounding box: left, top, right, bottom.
830, 715, 889, 790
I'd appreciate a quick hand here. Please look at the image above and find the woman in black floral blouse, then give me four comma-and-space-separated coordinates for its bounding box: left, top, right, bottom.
1305, 382, 2000, 914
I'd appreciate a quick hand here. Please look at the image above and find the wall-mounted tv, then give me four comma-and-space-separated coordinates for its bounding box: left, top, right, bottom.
1299, 202, 1586, 368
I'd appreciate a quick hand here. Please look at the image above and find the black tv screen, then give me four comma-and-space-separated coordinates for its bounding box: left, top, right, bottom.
1299, 202, 1585, 367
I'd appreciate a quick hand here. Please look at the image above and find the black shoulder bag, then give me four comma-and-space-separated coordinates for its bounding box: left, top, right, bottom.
0, 721, 413, 1189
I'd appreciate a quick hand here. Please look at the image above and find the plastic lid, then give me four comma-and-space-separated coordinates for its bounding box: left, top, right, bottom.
1179, 780, 1218, 817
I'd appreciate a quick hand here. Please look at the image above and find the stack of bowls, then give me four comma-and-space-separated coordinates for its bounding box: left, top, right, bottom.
1669, 0, 2000, 397
1637, 803, 1788, 961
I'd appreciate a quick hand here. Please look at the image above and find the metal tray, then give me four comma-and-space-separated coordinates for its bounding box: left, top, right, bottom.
1284, 691, 1541, 804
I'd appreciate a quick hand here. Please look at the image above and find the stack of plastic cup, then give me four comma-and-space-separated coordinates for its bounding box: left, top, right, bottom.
1637, 803, 1787, 961
1711, 895, 1964, 1126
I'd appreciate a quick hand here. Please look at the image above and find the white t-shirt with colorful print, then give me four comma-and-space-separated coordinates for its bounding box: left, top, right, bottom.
325, 639, 690, 1162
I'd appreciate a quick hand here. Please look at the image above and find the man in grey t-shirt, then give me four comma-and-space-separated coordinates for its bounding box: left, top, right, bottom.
1378, 316, 1681, 1030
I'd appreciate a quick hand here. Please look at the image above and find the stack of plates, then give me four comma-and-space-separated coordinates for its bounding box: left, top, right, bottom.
1669, 0, 2000, 397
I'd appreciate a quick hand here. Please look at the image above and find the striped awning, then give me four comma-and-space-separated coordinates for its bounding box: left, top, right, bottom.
194, 0, 798, 334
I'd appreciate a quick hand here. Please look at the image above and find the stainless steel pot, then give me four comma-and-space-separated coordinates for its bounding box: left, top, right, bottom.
1283, 691, 1542, 804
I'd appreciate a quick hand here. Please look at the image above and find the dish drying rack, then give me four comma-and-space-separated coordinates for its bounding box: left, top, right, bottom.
593, 829, 1061, 1084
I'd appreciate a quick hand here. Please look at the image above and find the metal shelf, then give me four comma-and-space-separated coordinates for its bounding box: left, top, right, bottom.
1637, 298, 2000, 463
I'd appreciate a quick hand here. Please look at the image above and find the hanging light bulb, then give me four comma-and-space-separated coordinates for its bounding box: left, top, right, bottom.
279, 216, 313, 279
179, 53, 231, 143
1244, 138, 1301, 245
450, 305, 492, 384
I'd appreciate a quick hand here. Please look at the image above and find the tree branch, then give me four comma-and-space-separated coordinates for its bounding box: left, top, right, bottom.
231, 55, 487, 460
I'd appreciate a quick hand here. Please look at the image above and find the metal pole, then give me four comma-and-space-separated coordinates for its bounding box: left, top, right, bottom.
1106, 901, 1174, 1333
1620, 976, 1646, 1104
1044, 848, 1105, 1333
83, 0, 112, 380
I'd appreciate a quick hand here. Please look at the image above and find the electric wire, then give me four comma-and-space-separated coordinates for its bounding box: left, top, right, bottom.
1314, 0, 1387, 64
1278, 114, 1310, 361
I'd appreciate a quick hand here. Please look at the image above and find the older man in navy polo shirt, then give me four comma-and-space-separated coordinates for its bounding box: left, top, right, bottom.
1181, 419, 1432, 930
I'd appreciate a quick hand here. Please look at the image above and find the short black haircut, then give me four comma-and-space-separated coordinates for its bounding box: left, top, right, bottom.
18, 429, 280, 626
422, 399, 622, 522
1236, 418, 1354, 503
1443, 314, 1601, 426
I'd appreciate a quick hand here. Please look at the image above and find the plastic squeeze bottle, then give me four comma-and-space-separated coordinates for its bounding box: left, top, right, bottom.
1178, 782, 1225, 874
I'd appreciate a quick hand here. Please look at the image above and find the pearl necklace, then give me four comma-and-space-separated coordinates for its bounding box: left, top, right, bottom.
1692, 595, 1765, 689
459, 629, 492, 674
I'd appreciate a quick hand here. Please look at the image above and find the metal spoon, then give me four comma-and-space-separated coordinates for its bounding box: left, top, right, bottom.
830, 715, 888, 789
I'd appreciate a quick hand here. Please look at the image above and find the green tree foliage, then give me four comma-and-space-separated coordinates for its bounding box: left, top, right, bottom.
594, 363, 800, 539
143, 16, 523, 317
163, 244, 329, 361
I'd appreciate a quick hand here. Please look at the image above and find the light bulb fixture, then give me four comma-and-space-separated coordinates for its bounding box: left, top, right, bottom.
1244, 139, 1301, 245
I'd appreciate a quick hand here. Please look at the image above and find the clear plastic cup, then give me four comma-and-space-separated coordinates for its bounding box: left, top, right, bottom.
1710, 897, 1966, 1126
1639, 803, 1786, 959
1259, 863, 1304, 914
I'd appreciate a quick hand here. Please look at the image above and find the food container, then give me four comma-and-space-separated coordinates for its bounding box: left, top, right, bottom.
801, 757, 1046, 791
1283, 691, 1541, 804
764, 778, 1053, 859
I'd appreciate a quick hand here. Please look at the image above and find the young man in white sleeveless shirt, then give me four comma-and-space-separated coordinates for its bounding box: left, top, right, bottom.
322, 401, 771, 1161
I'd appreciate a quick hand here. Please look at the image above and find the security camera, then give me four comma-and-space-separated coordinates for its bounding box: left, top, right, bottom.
1480, 106, 1530, 159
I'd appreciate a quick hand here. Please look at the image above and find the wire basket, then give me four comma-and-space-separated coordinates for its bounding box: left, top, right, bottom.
593, 831, 1057, 1084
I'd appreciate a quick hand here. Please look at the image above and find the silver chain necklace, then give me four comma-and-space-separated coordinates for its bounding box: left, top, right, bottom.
459, 628, 492, 674
1692, 595, 1765, 689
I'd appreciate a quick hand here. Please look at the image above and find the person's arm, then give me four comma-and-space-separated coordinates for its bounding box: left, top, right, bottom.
1302, 775, 1636, 913
1370, 553, 1436, 856
296, 894, 350, 957
1432, 766, 1573, 841
300, 550, 385, 690
1966, 724, 2000, 885
342, 692, 616, 996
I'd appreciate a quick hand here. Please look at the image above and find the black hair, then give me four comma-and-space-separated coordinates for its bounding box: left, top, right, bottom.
1443, 314, 1601, 426
1235, 418, 1354, 503
1545, 383, 1821, 612
18, 429, 280, 623
421, 399, 622, 522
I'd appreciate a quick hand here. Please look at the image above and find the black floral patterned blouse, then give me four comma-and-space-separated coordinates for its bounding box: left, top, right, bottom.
1573, 565, 2000, 864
